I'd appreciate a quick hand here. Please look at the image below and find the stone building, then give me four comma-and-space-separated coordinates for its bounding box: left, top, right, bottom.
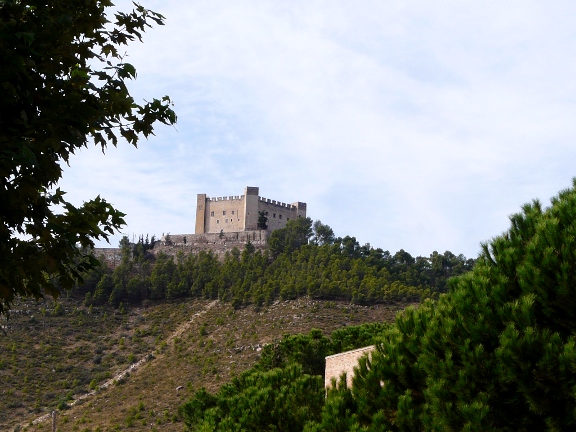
95, 186, 305, 268
325, 345, 375, 388
195, 186, 306, 234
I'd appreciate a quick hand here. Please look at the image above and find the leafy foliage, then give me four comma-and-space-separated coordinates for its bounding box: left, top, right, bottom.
308, 180, 576, 431
180, 324, 389, 431
257, 324, 390, 377
181, 364, 324, 432
0, 0, 176, 314
182, 181, 576, 431
268, 217, 314, 257
312, 220, 336, 246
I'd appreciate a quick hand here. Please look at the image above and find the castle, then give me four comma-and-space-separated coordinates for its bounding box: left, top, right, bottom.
195, 186, 307, 234
95, 187, 305, 266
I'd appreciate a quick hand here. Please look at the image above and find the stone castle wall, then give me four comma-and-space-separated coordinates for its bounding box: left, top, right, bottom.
196, 186, 306, 235
257, 196, 306, 231
94, 230, 270, 267
162, 231, 270, 246
202, 195, 247, 233
325, 345, 375, 389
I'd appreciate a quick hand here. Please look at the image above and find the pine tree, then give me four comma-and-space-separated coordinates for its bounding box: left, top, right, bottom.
317, 179, 576, 430
257, 211, 269, 230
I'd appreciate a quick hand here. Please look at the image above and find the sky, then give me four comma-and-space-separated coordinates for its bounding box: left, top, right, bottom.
59, 0, 576, 259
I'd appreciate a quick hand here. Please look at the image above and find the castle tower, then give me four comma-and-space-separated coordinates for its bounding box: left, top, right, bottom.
194, 186, 305, 234
293, 202, 307, 218
195, 193, 207, 234
243, 186, 260, 230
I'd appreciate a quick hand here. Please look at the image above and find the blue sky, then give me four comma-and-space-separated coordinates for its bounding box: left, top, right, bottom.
59, 1, 576, 258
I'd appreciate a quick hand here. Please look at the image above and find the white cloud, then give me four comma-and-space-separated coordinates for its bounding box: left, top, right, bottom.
60, 0, 576, 257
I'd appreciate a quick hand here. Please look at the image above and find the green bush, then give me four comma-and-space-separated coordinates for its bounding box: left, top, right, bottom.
181, 323, 391, 430
181, 364, 323, 432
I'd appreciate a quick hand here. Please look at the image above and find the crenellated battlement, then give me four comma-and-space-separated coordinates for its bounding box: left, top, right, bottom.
259, 196, 297, 209
207, 195, 244, 202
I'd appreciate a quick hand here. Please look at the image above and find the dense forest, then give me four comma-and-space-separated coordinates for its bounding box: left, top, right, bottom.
180, 181, 576, 431
77, 217, 474, 311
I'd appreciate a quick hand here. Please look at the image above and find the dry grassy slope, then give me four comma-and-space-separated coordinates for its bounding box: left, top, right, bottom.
5, 297, 413, 432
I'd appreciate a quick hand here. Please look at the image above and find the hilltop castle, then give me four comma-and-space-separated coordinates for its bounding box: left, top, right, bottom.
95, 186, 305, 266
195, 186, 306, 234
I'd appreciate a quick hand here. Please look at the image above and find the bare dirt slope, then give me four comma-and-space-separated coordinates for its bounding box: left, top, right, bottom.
5, 297, 411, 432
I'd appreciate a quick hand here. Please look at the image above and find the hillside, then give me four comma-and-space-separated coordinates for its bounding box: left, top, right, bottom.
3, 220, 475, 431
2, 295, 411, 431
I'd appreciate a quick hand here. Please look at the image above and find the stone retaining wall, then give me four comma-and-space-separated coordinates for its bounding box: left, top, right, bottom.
94, 230, 270, 267
325, 345, 375, 388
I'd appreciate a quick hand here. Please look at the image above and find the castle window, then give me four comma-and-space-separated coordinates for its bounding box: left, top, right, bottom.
217, 220, 220, 224
232, 210, 235, 215
211, 211, 214, 217
223, 211, 226, 215
279, 214, 282, 219
265, 211, 268, 215
273, 213, 276, 218
287, 218, 290, 221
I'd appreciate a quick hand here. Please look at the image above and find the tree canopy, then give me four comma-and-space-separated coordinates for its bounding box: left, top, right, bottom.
312, 180, 576, 430
178, 180, 576, 431
257, 210, 268, 230
312, 220, 335, 246
0, 0, 176, 315
268, 216, 313, 257
77, 232, 472, 311
180, 324, 390, 432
